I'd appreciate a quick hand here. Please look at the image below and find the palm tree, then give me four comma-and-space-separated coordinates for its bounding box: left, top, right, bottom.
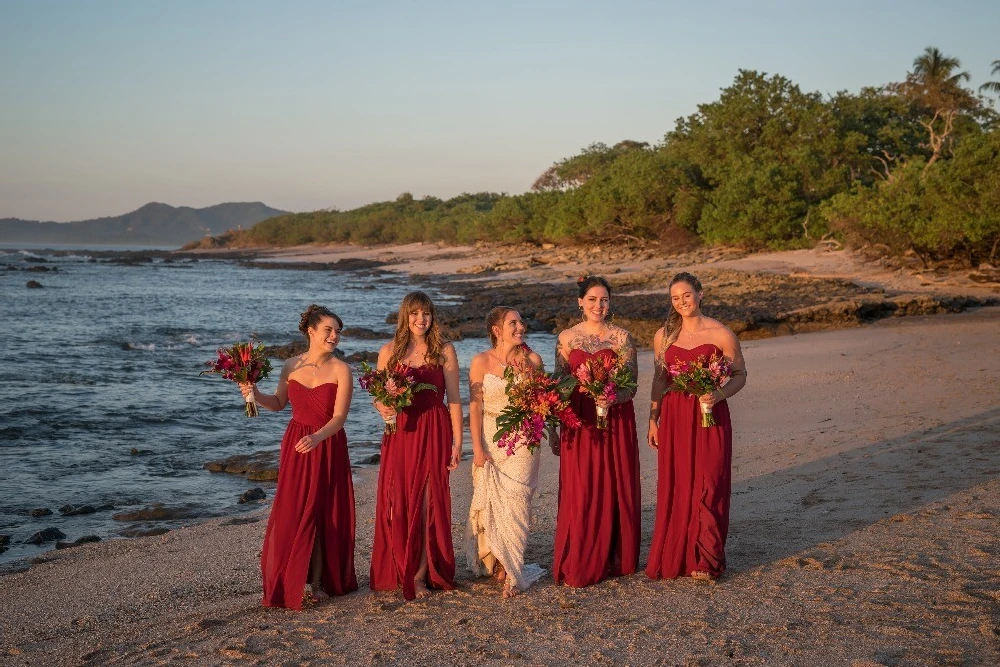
979, 60, 1000, 95
905, 47, 974, 174
910, 46, 971, 103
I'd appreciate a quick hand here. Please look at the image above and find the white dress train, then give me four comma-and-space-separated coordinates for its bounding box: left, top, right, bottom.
465, 372, 545, 590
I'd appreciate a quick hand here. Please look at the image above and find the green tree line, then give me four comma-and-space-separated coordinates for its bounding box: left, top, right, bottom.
233, 48, 1000, 266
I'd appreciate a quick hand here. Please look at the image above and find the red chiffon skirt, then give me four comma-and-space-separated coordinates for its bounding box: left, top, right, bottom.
261, 382, 358, 609
646, 388, 732, 580
553, 393, 641, 587
369, 365, 457, 600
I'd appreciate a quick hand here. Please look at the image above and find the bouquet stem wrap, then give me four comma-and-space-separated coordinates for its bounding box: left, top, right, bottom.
595, 404, 609, 430
699, 401, 714, 427
245, 391, 259, 418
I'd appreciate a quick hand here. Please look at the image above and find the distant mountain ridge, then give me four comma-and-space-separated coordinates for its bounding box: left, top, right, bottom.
0, 202, 289, 246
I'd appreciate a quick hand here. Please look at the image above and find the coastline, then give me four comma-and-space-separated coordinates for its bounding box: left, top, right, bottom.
190, 241, 1000, 346
2, 242, 998, 664
2, 304, 998, 664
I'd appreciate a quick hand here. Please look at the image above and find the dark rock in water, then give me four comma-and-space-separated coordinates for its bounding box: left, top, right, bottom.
56, 535, 101, 550
355, 453, 381, 465
26, 280, 43, 288
129, 447, 151, 456
112, 503, 200, 522
30, 508, 53, 517
342, 327, 392, 340
247, 468, 279, 482
59, 504, 98, 516
238, 487, 267, 504
26, 527, 66, 545
263, 340, 306, 359
331, 257, 387, 271
0, 535, 10, 547
25, 265, 56, 272
204, 449, 279, 482
119, 526, 170, 538
221, 517, 261, 526
344, 350, 379, 363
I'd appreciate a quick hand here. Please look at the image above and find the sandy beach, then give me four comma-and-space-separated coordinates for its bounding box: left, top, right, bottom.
2, 245, 999, 665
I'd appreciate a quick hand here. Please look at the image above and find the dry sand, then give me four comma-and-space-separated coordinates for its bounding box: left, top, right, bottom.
2, 294, 998, 665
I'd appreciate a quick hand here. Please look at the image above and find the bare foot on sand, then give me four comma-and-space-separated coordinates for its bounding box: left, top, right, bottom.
502, 581, 519, 599
413, 581, 432, 599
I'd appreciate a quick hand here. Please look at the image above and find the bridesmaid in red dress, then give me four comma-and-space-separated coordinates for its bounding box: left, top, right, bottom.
240, 304, 358, 609
369, 291, 464, 600
551, 276, 641, 587
646, 272, 747, 582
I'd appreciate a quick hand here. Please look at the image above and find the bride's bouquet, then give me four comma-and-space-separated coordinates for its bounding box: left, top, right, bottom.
201, 339, 273, 417
667, 352, 733, 427
573, 348, 637, 429
358, 361, 437, 434
493, 363, 579, 456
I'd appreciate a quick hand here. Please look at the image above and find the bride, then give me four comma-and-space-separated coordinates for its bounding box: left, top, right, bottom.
465, 307, 546, 597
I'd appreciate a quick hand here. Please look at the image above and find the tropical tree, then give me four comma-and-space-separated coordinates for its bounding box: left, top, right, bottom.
900, 47, 977, 172
980, 60, 1000, 96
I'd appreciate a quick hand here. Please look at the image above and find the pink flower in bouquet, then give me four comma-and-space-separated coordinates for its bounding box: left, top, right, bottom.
667, 352, 733, 427
358, 361, 436, 434
492, 352, 578, 456
573, 348, 636, 429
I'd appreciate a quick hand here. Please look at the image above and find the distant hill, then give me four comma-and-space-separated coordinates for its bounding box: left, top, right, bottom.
0, 202, 289, 246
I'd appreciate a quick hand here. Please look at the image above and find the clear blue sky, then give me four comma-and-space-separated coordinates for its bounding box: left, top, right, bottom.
2, 0, 998, 221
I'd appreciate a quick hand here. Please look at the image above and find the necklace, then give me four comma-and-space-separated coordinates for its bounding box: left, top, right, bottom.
491, 348, 510, 369
302, 354, 329, 375
682, 318, 703, 338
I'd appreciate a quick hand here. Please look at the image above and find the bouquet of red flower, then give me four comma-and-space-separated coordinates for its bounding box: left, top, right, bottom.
667, 352, 733, 427
573, 348, 637, 429
201, 339, 273, 417
358, 361, 437, 434
493, 363, 580, 456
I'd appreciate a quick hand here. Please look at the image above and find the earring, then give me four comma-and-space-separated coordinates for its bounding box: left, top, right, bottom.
578, 305, 583, 311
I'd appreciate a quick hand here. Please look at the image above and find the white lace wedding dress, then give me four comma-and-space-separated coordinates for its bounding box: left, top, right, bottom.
465, 372, 545, 591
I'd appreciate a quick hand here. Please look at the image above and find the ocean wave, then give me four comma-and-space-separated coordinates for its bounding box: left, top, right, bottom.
123, 341, 193, 352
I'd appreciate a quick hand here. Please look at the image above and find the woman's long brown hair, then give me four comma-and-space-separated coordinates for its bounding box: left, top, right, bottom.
388, 291, 448, 368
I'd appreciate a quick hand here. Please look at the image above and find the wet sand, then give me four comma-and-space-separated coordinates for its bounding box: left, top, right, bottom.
2, 305, 998, 665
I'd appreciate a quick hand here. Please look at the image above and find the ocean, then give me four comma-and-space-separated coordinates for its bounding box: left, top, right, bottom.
0, 246, 554, 566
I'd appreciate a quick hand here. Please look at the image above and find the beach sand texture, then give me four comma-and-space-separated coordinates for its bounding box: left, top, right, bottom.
2, 302, 998, 666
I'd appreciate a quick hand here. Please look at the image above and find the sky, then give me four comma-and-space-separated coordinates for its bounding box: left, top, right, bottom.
1, 0, 998, 222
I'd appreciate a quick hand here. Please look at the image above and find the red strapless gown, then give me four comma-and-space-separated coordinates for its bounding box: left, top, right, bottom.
553, 348, 641, 587
369, 365, 457, 600
261, 380, 358, 609
646, 343, 732, 580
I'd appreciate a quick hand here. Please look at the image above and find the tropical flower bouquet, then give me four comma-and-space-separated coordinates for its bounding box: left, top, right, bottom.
201, 339, 273, 417
667, 352, 733, 427
358, 361, 436, 434
493, 363, 580, 456
574, 348, 637, 429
